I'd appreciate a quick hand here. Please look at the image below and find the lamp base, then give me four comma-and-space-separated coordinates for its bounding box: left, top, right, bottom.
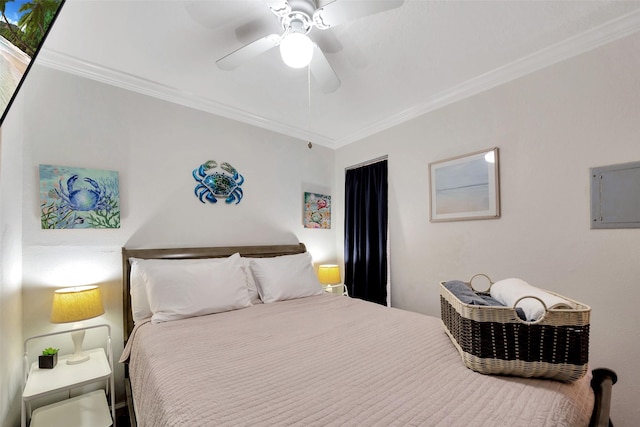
66, 352, 90, 365
67, 328, 90, 364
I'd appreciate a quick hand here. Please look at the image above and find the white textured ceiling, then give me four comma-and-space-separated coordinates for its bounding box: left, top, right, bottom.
38, 0, 640, 149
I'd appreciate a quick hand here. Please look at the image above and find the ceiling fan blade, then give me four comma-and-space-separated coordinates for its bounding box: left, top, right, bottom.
313, 0, 404, 29
216, 34, 281, 70
310, 44, 340, 93
264, 0, 291, 18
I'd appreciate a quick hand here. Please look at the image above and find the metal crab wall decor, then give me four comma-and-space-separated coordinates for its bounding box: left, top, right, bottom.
192, 160, 244, 205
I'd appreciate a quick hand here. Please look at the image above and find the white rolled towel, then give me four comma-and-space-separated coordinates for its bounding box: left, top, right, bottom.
490, 278, 576, 321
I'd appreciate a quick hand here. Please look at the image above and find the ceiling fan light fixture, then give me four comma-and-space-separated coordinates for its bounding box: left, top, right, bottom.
279, 32, 314, 69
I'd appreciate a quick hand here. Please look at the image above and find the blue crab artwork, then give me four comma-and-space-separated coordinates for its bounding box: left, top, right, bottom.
55, 175, 110, 213
192, 160, 244, 204
39, 164, 120, 229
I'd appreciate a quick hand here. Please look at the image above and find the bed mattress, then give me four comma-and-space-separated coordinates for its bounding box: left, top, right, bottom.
122, 294, 593, 426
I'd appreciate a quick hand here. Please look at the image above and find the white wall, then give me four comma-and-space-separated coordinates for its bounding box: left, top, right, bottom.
334, 32, 640, 426
14, 65, 336, 414
0, 98, 25, 427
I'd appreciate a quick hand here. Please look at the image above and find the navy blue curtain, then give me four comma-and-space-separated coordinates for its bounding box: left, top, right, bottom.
344, 160, 388, 305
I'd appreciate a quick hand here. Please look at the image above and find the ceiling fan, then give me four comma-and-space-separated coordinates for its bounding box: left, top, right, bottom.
216, 0, 404, 93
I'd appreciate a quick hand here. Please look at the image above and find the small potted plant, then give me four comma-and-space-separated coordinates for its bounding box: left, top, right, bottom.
39, 347, 59, 369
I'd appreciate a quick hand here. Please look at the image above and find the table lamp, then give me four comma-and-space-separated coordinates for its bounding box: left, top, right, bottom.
50, 285, 104, 364
318, 264, 341, 290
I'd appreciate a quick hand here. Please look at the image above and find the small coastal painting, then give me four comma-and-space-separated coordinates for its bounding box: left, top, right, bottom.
39, 164, 120, 229
303, 192, 331, 229
0, 0, 65, 126
429, 148, 500, 222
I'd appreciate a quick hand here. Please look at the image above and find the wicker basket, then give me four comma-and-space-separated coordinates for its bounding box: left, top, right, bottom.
440, 275, 590, 382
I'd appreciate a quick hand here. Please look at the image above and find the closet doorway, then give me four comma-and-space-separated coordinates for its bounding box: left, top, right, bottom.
344, 157, 389, 306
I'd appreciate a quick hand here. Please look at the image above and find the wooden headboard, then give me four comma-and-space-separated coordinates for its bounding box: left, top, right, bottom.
121, 243, 307, 342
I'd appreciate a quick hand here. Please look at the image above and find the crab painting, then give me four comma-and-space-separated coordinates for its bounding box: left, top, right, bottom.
192, 160, 244, 204
55, 175, 109, 212
39, 165, 120, 229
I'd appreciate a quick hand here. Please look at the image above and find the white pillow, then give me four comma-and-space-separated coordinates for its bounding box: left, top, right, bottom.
129, 254, 260, 323
238, 257, 261, 304
139, 253, 252, 324
248, 252, 323, 303
130, 257, 222, 323
129, 258, 153, 323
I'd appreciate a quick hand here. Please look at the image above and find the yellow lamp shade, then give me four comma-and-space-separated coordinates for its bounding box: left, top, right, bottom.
318, 265, 341, 285
50, 285, 104, 323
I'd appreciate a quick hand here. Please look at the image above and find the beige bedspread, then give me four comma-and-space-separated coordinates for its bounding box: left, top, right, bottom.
122, 294, 593, 426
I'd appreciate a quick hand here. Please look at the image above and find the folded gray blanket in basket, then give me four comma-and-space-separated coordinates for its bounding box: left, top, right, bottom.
444, 280, 526, 319
444, 281, 493, 305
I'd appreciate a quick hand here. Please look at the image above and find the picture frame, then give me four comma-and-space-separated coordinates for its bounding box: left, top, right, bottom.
303, 192, 331, 229
39, 164, 120, 229
429, 147, 500, 222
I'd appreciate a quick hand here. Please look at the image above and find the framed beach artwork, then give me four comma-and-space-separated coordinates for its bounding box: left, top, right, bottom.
429, 147, 500, 222
303, 192, 331, 229
39, 164, 120, 229
0, 0, 65, 127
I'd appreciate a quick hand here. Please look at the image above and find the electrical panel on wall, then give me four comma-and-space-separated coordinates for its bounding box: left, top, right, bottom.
590, 161, 640, 229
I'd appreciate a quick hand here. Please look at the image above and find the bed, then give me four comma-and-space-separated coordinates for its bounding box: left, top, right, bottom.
120, 243, 616, 427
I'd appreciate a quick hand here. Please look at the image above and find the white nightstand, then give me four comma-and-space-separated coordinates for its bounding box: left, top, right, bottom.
323, 284, 349, 296
22, 325, 115, 427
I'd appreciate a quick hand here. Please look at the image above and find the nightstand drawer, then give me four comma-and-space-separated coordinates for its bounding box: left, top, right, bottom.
30, 389, 112, 427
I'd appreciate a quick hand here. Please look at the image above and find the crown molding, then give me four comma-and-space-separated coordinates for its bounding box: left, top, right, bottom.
36, 8, 640, 150
334, 8, 640, 148
35, 50, 338, 147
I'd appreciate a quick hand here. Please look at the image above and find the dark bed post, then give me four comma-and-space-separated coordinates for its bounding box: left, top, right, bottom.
122, 247, 134, 343
590, 368, 618, 427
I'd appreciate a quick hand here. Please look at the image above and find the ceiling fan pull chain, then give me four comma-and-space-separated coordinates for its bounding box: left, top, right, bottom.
307, 65, 313, 149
